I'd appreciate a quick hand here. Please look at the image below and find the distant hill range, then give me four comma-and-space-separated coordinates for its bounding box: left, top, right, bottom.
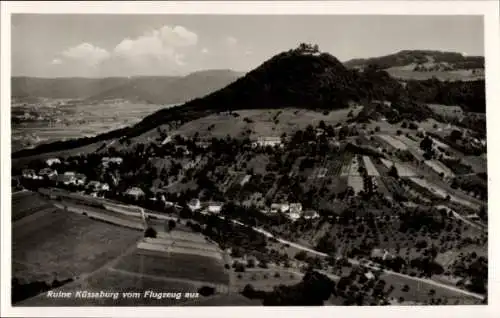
12, 44, 485, 159
344, 50, 484, 81
11, 69, 243, 105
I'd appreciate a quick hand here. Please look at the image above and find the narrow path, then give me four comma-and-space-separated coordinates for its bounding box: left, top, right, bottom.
451, 210, 484, 231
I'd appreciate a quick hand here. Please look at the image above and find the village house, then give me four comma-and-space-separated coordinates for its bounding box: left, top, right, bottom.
302, 209, 320, 220
45, 158, 61, 167
240, 174, 252, 186
125, 187, 145, 200
187, 198, 202, 212
39, 168, 58, 180
288, 210, 302, 221
74, 173, 87, 186
87, 181, 101, 191
371, 248, 394, 261
161, 135, 173, 145
183, 159, 199, 170
252, 136, 283, 148
207, 202, 224, 214
315, 128, 325, 137
270, 203, 290, 214
164, 200, 175, 208
22, 169, 38, 179
195, 141, 211, 149
175, 145, 191, 155
364, 271, 376, 280
102, 157, 123, 168
289, 203, 303, 215
87, 181, 110, 192
56, 174, 76, 185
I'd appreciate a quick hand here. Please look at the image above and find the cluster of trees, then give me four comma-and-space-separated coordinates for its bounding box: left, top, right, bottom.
399, 208, 447, 233
242, 270, 337, 306
452, 253, 488, 294
406, 79, 485, 113
354, 98, 435, 125
186, 213, 269, 256
419, 135, 435, 160
450, 175, 487, 201
440, 157, 473, 175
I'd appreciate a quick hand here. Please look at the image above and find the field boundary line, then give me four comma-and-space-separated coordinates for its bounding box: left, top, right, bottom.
108, 267, 229, 293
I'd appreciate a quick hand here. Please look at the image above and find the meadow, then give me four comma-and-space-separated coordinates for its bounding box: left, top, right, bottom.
11, 191, 55, 222
113, 248, 230, 286
138, 107, 363, 142
12, 210, 141, 283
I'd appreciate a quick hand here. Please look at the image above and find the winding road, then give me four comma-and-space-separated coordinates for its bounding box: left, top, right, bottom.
218, 216, 486, 301
48, 190, 486, 301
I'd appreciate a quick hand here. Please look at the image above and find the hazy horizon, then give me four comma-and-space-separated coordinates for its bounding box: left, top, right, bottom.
12, 14, 484, 78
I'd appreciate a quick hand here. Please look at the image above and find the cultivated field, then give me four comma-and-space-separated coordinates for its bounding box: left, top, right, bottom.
12, 191, 56, 221
408, 177, 480, 210
348, 157, 361, 176
463, 156, 487, 174
428, 104, 465, 119
424, 160, 455, 178
137, 238, 223, 260
408, 177, 448, 199
339, 160, 352, 177
55, 202, 145, 230
12, 210, 142, 283
378, 135, 408, 150
362, 156, 380, 176
380, 159, 416, 177
113, 247, 230, 286
348, 176, 364, 195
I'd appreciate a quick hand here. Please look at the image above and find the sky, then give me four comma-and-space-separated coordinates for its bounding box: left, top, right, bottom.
11, 15, 484, 78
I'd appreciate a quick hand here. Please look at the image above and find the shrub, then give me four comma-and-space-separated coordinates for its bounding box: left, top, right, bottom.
198, 286, 216, 297
144, 227, 157, 238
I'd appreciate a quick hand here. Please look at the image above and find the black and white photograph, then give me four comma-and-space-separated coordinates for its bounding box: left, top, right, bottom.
1, 1, 499, 317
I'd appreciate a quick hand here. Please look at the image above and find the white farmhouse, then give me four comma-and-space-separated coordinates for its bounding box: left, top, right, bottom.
253, 136, 283, 148
289, 203, 303, 215
46, 158, 61, 167
102, 157, 123, 168
207, 202, 224, 214
270, 203, 290, 214
187, 198, 202, 212
302, 209, 320, 220
39, 168, 58, 179
22, 169, 38, 179
125, 187, 145, 200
